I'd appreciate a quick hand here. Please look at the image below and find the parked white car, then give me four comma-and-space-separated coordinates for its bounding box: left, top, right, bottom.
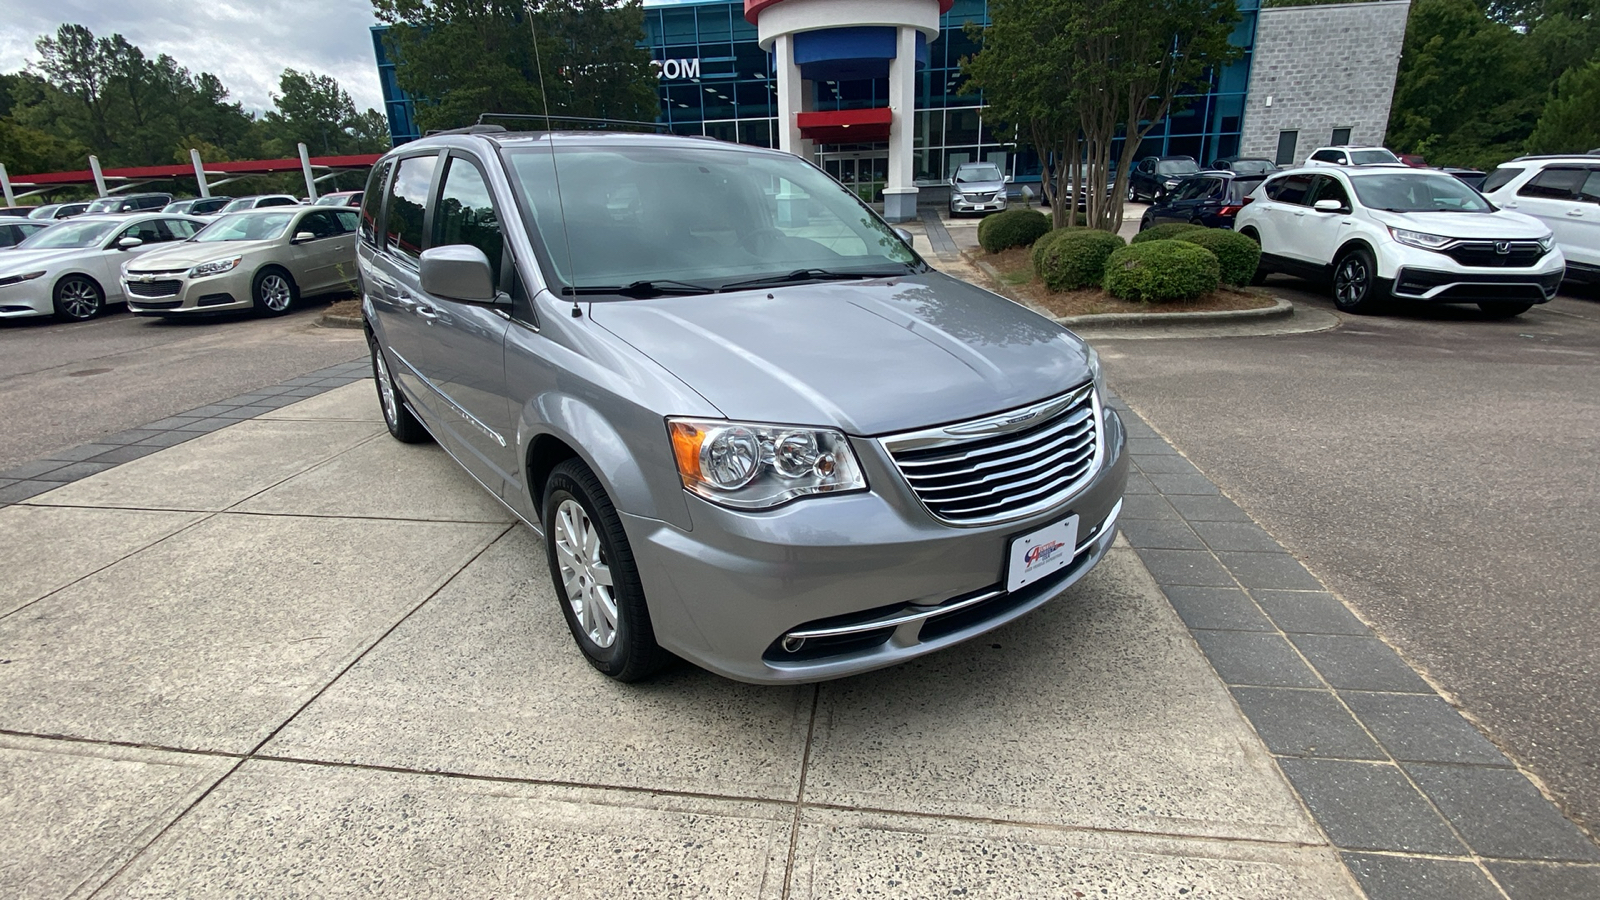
1304, 146, 1403, 167
1235, 167, 1563, 316
0, 214, 206, 320
1478, 155, 1600, 287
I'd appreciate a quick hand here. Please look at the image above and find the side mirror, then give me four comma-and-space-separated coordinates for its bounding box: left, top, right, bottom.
1313, 199, 1344, 212
420, 244, 496, 302
292, 231, 315, 244
117, 237, 143, 250
893, 227, 914, 248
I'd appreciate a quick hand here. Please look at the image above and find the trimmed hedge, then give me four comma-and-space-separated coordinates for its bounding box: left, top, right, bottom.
1102, 240, 1221, 302
1130, 222, 1207, 244
1175, 229, 1262, 287
1034, 228, 1127, 292
977, 208, 1051, 253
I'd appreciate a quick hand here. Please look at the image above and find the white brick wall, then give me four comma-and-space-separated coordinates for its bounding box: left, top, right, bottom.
1240, 1, 1411, 163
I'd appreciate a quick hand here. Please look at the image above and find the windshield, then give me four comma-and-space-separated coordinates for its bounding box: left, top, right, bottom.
1351, 173, 1492, 213
312, 194, 349, 206
17, 220, 118, 250
1230, 159, 1275, 175
1351, 149, 1400, 165
502, 144, 919, 293
220, 198, 261, 213
191, 211, 296, 242
955, 165, 1003, 184
1156, 159, 1200, 176
85, 199, 121, 214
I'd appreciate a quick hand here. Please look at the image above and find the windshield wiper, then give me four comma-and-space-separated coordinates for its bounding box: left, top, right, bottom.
720, 268, 911, 292
564, 279, 716, 298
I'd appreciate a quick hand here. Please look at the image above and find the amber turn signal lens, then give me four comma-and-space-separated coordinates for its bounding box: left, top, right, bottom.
669, 421, 706, 484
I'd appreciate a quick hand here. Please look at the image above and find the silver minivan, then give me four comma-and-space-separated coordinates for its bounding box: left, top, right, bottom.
358, 128, 1127, 684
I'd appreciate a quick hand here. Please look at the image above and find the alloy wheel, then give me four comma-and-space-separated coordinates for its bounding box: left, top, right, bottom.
58, 279, 100, 319
374, 348, 398, 427
260, 274, 292, 311
1334, 257, 1369, 307
553, 498, 618, 648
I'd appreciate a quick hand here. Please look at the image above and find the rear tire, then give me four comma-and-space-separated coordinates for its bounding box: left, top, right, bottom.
52, 275, 103, 321
1478, 302, 1534, 318
1331, 247, 1385, 314
543, 459, 668, 682
368, 333, 431, 444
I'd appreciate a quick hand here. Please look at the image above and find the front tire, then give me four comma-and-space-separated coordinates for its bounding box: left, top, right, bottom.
252, 267, 297, 316
1478, 301, 1534, 318
53, 275, 103, 321
368, 333, 431, 444
543, 459, 668, 682
1331, 248, 1385, 314
1127, 184, 1139, 203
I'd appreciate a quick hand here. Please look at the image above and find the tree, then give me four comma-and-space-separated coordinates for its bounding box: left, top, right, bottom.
260, 68, 389, 157
966, 0, 1241, 232
1527, 54, 1600, 153
372, 0, 657, 133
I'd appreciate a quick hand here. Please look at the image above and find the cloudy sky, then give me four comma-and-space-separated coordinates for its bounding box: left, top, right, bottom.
0, 0, 385, 114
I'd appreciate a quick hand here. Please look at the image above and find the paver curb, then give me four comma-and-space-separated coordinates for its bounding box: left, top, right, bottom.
1109, 393, 1600, 899
317, 313, 364, 329
0, 358, 372, 508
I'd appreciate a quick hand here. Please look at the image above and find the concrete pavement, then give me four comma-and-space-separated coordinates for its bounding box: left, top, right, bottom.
1, 374, 1367, 898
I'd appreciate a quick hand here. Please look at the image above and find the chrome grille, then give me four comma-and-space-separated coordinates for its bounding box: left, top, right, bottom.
882, 385, 1102, 525
126, 279, 182, 298
1442, 241, 1546, 268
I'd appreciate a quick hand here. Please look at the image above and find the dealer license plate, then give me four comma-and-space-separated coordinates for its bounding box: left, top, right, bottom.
1006, 515, 1079, 593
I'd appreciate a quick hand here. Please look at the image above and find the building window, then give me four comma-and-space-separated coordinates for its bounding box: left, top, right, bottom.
1331, 127, 1351, 146
1275, 131, 1299, 167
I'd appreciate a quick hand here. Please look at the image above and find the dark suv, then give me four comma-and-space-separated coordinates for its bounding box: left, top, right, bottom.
1139, 171, 1267, 231
1128, 156, 1201, 202
83, 193, 174, 214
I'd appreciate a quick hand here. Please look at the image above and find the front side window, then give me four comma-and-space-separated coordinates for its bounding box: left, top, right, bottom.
17, 220, 117, 249
298, 210, 344, 239
163, 218, 199, 239
360, 160, 393, 247
192, 211, 297, 242
433, 156, 505, 274
385, 154, 438, 262
1520, 167, 1586, 200
334, 209, 359, 232
115, 220, 170, 246
1579, 170, 1600, 204
502, 144, 918, 292
1350, 173, 1492, 212
1306, 175, 1351, 208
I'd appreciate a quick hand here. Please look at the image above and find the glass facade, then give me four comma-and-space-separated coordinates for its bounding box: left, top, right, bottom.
376, 0, 1260, 185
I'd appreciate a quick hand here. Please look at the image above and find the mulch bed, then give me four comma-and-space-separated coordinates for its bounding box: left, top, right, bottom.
323, 298, 362, 320
981, 246, 1277, 318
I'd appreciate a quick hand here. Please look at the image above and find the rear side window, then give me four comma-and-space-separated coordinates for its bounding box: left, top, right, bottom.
359, 160, 392, 247
1480, 167, 1522, 193
385, 155, 439, 263
335, 209, 359, 232
433, 155, 505, 277
1579, 170, 1600, 204
1519, 167, 1585, 199
0, 225, 19, 248
1311, 150, 1342, 163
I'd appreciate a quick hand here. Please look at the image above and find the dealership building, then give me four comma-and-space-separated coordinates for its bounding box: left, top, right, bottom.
373, 0, 1410, 220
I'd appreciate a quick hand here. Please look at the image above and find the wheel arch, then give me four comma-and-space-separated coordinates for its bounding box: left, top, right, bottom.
54, 269, 105, 299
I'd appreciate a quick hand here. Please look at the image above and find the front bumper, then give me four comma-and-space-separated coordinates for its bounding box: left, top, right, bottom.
1390, 267, 1564, 303
622, 407, 1128, 683
123, 268, 253, 315
0, 280, 53, 317
951, 193, 1007, 213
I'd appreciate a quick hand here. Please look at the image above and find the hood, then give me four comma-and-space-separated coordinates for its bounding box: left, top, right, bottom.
0, 247, 95, 273
1368, 209, 1551, 240
589, 272, 1093, 436
127, 240, 274, 272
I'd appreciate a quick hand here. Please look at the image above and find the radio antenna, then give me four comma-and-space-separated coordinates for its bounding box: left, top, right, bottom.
527, 5, 582, 318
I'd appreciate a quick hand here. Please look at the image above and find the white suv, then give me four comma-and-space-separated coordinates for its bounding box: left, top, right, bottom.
1478, 155, 1600, 287
1305, 146, 1402, 167
1235, 167, 1563, 316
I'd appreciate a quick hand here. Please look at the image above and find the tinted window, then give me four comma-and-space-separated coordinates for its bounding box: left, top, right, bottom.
433, 156, 505, 274
1307, 175, 1350, 208
1230, 159, 1275, 176
299, 210, 344, 239
1520, 167, 1585, 199
0, 225, 19, 248
1228, 177, 1266, 202
360, 160, 392, 247
1266, 174, 1313, 205
334, 209, 359, 233
385, 155, 438, 262
1480, 167, 1522, 193
258, 197, 296, 208
117, 220, 170, 246
1311, 150, 1341, 163
1579, 170, 1600, 204
1169, 178, 1207, 202
194, 198, 231, 214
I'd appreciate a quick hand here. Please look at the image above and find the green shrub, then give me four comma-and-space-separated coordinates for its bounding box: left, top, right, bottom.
1034, 229, 1127, 292
977, 208, 1051, 253
1102, 240, 1221, 302
1174, 229, 1262, 287
1130, 222, 1207, 244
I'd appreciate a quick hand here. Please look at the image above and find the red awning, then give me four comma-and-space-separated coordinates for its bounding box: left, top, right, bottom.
796, 108, 893, 145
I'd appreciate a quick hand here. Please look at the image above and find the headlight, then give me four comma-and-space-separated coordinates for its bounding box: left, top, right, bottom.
1084, 344, 1107, 401
1538, 234, 1554, 251
668, 418, 867, 510
0, 270, 46, 288
1389, 228, 1452, 250
1164, 180, 1180, 188
190, 256, 243, 278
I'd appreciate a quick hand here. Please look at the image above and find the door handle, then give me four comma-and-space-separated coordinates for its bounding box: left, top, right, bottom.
1294, 210, 1307, 217
416, 304, 439, 320
1567, 209, 1585, 216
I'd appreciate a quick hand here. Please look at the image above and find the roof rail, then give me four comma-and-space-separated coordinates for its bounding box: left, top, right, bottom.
475, 113, 669, 133
423, 124, 509, 137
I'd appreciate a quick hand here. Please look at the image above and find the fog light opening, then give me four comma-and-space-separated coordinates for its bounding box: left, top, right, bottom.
781, 635, 806, 654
